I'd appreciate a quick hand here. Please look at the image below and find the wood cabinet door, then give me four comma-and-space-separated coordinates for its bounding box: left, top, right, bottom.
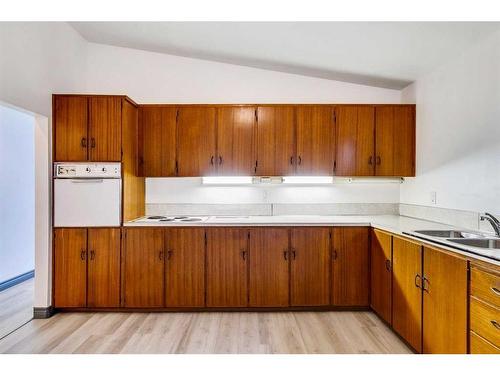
138, 106, 177, 176
217, 106, 256, 175
54, 96, 88, 161
54, 228, 87, 307
332, 227, 369, 306
422, 247, 467, 354
249, 228, 290, 307
87, 228, 121, 308
290, 227, 330, 306
375, 105, 415, 177
296, 106, 335, 175
123, 228, 165, 308
335, 105, 375, 176
165, 228, 206, 307
256, 106, 295, 176
392, 236, 423, 352
177, 107, 216, 176
370, 229, 393, 324
89, 96, 122, 161
206, 228, 248, 307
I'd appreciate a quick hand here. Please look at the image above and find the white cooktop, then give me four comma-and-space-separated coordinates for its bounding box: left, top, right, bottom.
132, 215, 209, 224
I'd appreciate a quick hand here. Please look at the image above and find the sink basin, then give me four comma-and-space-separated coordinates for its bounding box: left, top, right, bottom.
413, 230, 486, 239
448, 238, 500, 249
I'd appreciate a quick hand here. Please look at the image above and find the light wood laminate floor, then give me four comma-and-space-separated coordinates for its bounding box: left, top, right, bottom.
0, 310, 411, 354
0, 278, 33, 339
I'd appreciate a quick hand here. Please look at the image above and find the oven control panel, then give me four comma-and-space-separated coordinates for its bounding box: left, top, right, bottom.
54, 163, 121, 178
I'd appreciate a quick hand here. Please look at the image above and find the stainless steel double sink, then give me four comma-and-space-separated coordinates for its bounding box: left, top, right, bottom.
414, 230, 500, 249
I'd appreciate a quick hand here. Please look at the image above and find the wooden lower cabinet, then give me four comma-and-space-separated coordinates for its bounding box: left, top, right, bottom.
123, 228, 165, 308
165, 228, 205, 307
370, 229, 392, 324
54, 228, 88, 307
422, 246, 467, 354
470, 331, 500, 354
392, 236, 423, 352
332, 227, 369, 306
206, 228, 249, 307
87, 228, 121, 308
290, 227, 331, 306
249, 228, 290, 307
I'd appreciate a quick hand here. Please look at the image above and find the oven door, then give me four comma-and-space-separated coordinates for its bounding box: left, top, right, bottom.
54, 178, 121, 227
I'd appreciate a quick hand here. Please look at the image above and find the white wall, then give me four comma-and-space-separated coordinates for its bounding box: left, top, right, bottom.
401, 29, 500, 213
0, 105, 35, 282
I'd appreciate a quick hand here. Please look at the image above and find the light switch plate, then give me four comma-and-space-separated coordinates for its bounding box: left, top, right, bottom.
430, 191, 437, 205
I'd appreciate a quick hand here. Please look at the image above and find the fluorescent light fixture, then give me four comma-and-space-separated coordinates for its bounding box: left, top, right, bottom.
202, 176, 253, 185
282, 176, 333, 184
333, 177, 404, 184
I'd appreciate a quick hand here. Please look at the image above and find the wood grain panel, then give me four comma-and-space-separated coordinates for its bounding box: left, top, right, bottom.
370, 229, 392, 324
165, 228, 205, 307
422, 246, 467, 354
470, 297, 500, 348
89, 96, 122, 161
249, 228, 290, 307
290, 227, 330, 306
123, 228, 164, 308
392, 236, 422, 352
87, 228, 121, 308
256, 106, 295, 176
177, 107, 216, 176
54, 228, 87, 308
206, 228, 248, 307
296, 106, 335, 175
217, 106, 256, 175
332, 227, 369, 306
138, 106, 177, 176
335, 105, 375, 176
54, 96, 88, 161
470, 331, 500, 354
122, 100, 145, 222
470, 266, 500, 307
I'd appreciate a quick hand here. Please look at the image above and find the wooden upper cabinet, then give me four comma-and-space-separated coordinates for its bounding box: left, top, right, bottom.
249, 228, 290, 307
392, 236, 423, 352
217, 106, 256, 175
375, 105, 415, 177
256, 106, 295, 176
290, 227, 331, 306
177, 107, 216, 176
422, 247, 467, 354
206, 228, 248, 307
123, 228, 165, 308
165, 228, 205, 308
87, 228, 121, 308
89, 96, 122, 161
54, 228, 87, 308
296, 106, 335, 175
138, 106, 177, 176
54, 96, 88, 161
335, 105, 375, 176
370, 229, 393, 325
331, 227, 369, 306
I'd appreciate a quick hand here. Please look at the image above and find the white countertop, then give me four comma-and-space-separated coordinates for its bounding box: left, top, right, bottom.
125, 214, 500, 265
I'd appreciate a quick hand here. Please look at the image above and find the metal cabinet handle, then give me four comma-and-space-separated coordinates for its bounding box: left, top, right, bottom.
415, 274, 422, 289
167, 250, 173, 260
159, 250, 164, 261
422, 276, 429, 292
332, 250, 338, 260
290, 156, 294, 165
90, 250, 95, 261
298, 156, 302, 165
291, 249, 296, 260
80, 250, 86, 261
210, 156, 214, 165
91, 138, 96, 148
218, 156, 223, 165
81, 137, 87, 148
491, 286, 500, 296
241, 250, 246, 261
369, 156, 373, 165
376, 156, 381, 165
283, 250, 288, 260
491, 320, 500, 330
385, 259, 391, 271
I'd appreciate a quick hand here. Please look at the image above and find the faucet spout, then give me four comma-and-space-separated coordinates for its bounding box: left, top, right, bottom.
481, 213, 500, 237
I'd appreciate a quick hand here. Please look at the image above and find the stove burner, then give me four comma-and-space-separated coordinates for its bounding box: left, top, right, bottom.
147, 216, 166, 220
180, 218, 202, 222
173, 216, 189, 220
159, 218, 175, 221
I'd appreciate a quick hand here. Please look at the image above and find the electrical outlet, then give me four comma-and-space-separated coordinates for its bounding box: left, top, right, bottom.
430, 191, 437, 205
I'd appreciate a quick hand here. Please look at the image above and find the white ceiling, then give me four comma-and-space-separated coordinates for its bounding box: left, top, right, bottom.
70, 22, 500, 89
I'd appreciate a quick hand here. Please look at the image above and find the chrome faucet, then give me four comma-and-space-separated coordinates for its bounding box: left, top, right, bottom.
480, 212, 500, 237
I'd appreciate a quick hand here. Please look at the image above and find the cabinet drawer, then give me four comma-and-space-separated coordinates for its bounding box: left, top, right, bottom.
471, 267, 500, 307
470, 297, 500, 347
470, 331, 500, 354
